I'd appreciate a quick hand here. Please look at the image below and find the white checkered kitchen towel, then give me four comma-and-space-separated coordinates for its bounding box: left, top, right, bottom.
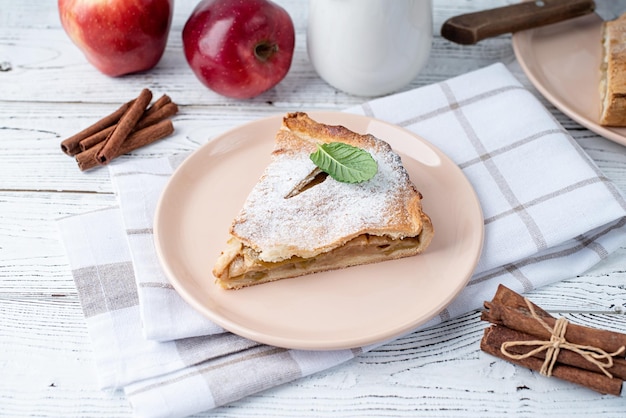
58, 63, 626, 418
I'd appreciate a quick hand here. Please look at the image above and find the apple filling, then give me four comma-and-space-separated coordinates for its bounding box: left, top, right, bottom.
215, 233, 425, 290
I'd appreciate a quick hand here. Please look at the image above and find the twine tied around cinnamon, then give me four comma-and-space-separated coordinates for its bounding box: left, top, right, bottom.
500, 298, 625, 378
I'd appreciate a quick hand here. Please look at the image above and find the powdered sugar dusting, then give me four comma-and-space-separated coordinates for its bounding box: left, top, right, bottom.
231, 138, 417, 262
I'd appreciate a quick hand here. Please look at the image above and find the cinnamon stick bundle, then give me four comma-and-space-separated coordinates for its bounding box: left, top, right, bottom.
76, 120, 174, 171
78, 101, 178, 152
482, 286, 626, 354
480, 285, 626, 396
60, 99, 134, 156
60, 89, 178, 171
481, 326, 623, 396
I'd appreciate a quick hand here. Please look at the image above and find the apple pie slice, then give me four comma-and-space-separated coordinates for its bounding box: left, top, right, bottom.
213, 112, 434, 289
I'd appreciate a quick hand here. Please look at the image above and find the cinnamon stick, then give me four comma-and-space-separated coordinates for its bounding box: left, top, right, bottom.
135, 102, 179, 131
76, 119, 174, 171
143, 94, 171, 118
78, 125, 115, 152
482, 286, 626, 354
60, 99, 134, 156
483, 324, 626, 381
487, 284, 553, 318
95, 88, 153, 164
78, 102, 178, 152
481, 326, 623, 395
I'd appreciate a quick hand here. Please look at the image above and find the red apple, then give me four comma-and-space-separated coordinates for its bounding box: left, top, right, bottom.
58, 0, 173, 77
182, 0, 295, 99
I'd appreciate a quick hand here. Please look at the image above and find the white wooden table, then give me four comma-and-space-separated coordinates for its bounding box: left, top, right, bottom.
2, 0, 626, 416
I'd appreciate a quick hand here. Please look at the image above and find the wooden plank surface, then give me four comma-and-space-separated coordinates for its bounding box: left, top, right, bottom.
1, 0, 625, 417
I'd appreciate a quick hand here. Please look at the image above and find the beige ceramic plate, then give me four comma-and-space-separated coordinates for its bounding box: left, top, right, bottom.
512, 13, 626, 146
154, 112, 483, 350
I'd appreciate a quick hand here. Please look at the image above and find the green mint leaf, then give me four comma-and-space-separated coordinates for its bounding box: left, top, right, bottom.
309, 142, 378, 184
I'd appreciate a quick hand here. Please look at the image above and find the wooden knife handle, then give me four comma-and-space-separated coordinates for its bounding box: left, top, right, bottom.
441, 0, 595, 45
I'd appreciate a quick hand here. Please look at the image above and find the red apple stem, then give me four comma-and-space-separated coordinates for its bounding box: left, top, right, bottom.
254, 42, 278, 62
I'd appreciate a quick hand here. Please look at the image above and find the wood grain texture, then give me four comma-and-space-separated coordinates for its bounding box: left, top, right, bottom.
1, 0, 625, 417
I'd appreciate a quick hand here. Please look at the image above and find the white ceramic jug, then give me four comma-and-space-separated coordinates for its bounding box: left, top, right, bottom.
307, 0, 433, 97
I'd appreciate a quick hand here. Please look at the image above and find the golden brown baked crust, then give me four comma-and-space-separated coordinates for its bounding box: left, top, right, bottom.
600, 13, 626, 126
213, 112, 434, 289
